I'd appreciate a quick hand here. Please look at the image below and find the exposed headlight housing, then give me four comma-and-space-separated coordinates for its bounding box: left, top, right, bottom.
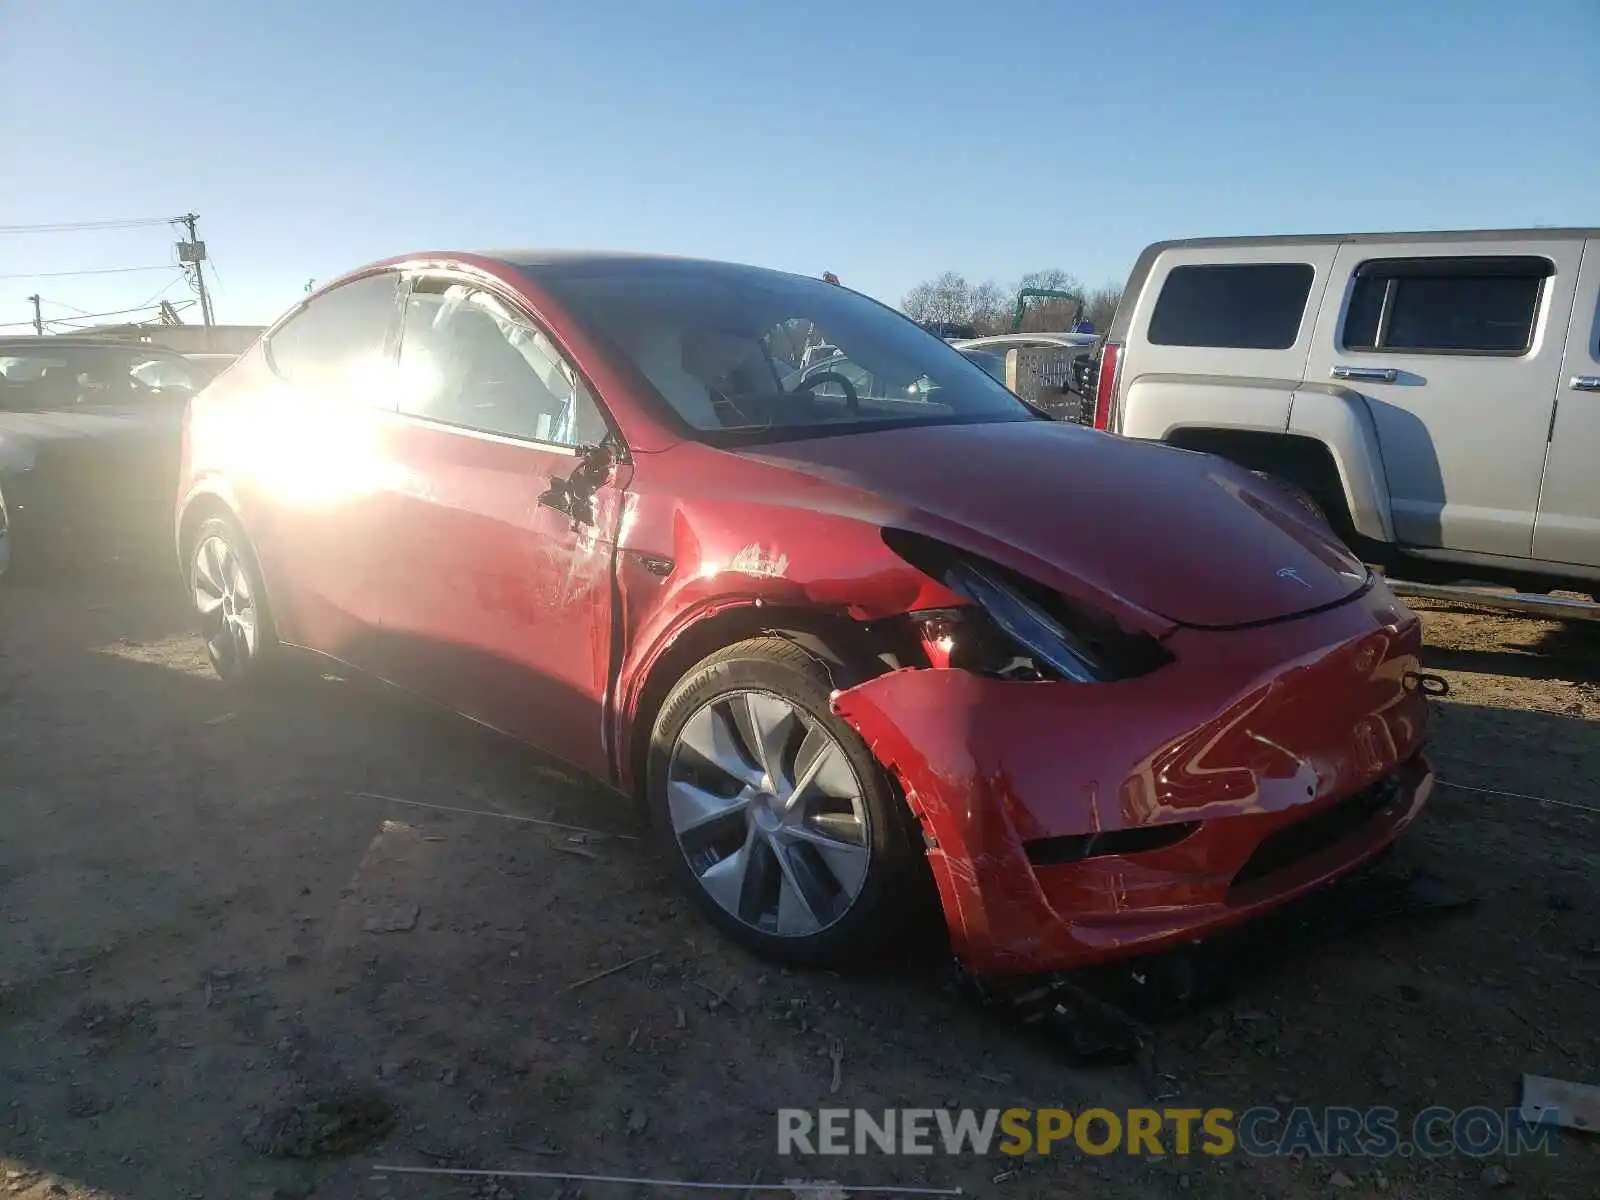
881, 528, 1173, 683
945, 559, 1105, 682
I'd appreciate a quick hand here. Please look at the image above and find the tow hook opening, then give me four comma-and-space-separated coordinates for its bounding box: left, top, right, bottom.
1403, 671, 1450, 697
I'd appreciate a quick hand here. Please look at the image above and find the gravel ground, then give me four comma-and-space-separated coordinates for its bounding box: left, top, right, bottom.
1, 574, 1597, 1200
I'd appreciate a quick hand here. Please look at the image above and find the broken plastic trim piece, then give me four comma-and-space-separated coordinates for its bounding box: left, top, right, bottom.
1403, 671, 1450, 697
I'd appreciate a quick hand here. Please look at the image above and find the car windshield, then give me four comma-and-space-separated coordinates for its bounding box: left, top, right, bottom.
0, 344, 197, 411
538, 261, 1034, 443
961, 349, 1008, 382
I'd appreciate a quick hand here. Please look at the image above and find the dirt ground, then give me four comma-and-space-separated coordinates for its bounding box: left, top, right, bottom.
1, 571, 1597, 1200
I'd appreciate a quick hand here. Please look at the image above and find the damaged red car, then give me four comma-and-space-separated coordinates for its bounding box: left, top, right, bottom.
176, 251, 1435, 978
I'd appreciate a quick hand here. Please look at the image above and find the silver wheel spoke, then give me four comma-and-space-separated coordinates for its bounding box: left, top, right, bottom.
775, 871, 817, 936
225, 554, 251, 604
697, 835, 754, 915
669, 779, 750, 846
203, 538, 227, 593
738, 836, 783, 926
194, 542, 224, 595
771, 842, 831, 933
236, 611, 257, 654
730, 692, 793, 786
780, 720, 834, 814
678, 704, 765, 791
668, 687, 874, 941
788, 825, 871, 895
194, 534, 259, 672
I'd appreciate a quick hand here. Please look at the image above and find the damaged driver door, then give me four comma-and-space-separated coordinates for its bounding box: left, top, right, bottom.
369, 271, 631, 778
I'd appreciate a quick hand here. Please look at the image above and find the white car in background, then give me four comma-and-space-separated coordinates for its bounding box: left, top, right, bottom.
949, 331, 1101, 357
949, 332, 1101, 415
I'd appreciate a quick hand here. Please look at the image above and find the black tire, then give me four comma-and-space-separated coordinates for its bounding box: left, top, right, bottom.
1253, 469, 1331, 526
187, 514, 282, 684
646, 636, 926, 969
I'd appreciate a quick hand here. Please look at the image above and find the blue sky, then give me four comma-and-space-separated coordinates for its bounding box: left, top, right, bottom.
2, 0, 1595, 331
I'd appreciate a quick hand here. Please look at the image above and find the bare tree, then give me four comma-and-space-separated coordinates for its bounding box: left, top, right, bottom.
901, 271, 974, 325
901, 268, 1122, 334
1082, 284, 1123, 333
1012, 268, 1087, 332
967, 280, 1009, 334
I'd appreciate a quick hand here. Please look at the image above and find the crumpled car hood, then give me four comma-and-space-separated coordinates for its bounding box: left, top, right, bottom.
734, 420, 1370, 629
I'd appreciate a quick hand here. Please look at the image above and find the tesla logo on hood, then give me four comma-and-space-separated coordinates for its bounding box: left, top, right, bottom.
1277, 566, 1314, 590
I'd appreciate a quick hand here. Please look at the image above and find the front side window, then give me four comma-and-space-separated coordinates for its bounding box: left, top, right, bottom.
265, 271, 401, 402
1147, 262, 1316, 350
1342, 256, 1551, 356
538, 262, 1031, 443
130, 356, 198, 392
396, 277, 606, 447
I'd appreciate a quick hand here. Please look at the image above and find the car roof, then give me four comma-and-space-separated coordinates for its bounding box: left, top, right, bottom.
0, 336, 186, 353
1106, 226, 1600, 343
361, 248, 824, 289
1137, 226, 1600, 254
498, 249, 780, 273
952, 333, 1099, 349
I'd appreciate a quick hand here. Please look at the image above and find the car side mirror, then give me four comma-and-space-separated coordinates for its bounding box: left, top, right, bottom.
538, 436, 621, 527
538, 475, 589, 523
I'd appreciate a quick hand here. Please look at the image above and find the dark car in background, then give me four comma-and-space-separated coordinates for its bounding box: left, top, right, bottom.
0, 336, 203, 579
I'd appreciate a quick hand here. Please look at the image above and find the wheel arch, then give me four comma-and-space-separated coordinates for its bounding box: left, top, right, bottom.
1162, 426, 1385, 545
175, 490, 239, 568
619, 603, 911, 799
174, 486, 281, 626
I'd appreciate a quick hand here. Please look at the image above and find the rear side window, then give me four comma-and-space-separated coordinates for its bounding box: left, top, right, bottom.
1147, 263, 1315, 350
266, 272, 401, 397
1342, 256, 1552, 356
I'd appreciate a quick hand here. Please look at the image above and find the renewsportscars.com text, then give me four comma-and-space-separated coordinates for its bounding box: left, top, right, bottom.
777, 1106, 1559, 1159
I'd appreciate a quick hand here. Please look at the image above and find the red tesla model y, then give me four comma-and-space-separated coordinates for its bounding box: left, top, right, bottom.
175, 251, 1434, 977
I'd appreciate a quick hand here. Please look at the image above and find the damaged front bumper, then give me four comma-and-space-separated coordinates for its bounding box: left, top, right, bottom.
832, 580, 1435, 977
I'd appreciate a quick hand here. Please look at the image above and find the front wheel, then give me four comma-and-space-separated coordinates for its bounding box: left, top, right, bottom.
646, 637, 925, 969
188, 515, 281, 684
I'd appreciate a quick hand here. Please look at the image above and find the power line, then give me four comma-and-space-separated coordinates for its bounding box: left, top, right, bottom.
131, 272, 189, 311
0, 216, 176, 234
0, 301, 187, 331
47, 300, 194, 330
40, 298, 100, 317
0, 264, 178, 281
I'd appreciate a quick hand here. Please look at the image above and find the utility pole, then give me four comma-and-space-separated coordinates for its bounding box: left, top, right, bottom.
176, 213, 215, 329
27, 294, 42, 335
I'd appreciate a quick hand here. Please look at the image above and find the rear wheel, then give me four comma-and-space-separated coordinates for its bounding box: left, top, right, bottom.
188, 515, 280, 684
646, 637, 924, 968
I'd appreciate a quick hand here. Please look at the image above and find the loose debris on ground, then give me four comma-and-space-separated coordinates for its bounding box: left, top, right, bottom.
0, 580, 1597, 1198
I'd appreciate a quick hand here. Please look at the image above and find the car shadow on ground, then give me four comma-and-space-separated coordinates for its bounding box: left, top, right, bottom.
4, 579, 1599, 1199
1421, 613, 1600, 684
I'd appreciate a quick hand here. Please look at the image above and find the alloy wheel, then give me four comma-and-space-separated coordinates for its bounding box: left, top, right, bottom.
193, 533, 258, 675
667, 689, 871, 938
